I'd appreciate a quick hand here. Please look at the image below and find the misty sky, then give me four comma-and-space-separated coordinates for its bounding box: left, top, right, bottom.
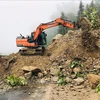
0, 0, 91, 55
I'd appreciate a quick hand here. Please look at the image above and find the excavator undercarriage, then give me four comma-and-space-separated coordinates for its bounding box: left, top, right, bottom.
19, 46, 45, 55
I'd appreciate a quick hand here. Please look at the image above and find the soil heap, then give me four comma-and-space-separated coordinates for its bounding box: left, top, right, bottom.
0, 29, 100, 78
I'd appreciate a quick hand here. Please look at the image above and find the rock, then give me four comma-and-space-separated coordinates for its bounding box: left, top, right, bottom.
52, 34, 63, 42
22, 66, 41, 73
45, 78, 51, 81
65, 60, 71, 67
47, 53, 51, 56
87, 74, 100, 88
43, 71, 48, 75
73, 67, 81, 75
61, 58, 65, 62
24, 72, 32, 79
71, 74, 76, 79
74, 77, 84, 85
94, 65, 100, 69
68, 30, 74, 33
28, 92, 31, 95
38, 72, 43, 78
51, 76, 58, 82
19, 76, 26, 80
66, 77, 72, 83
39, 78, 46, 84
62, 69, 66, 72
58, 66, 63, 70
50, 68, 57, 76
45, 78, 51, 83
96, 39, 100, 48
52, 62, 58, 66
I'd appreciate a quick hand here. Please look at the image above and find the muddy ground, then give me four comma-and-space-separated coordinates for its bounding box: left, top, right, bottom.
0, 84, 100, 100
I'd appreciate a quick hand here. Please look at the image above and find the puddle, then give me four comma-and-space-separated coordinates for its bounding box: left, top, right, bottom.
0, 84, 46, 100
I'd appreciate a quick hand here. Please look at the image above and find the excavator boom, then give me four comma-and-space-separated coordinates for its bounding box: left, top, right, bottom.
33, 18, 75, 40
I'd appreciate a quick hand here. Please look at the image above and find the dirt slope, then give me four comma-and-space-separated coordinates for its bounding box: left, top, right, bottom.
0, 29, 100, 100
0, 29, 100, 78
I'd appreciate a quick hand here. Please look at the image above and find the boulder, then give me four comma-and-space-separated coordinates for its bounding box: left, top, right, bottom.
73, 67, 81, 75
87, 74, 100, 88
24, 72, 32, 79
22, 66, 41, 73
38, 72, 43, 78
50, 68, 57, 76
66, 77, 72, 83
74, 77, 84, 85
94, 65, 100, 69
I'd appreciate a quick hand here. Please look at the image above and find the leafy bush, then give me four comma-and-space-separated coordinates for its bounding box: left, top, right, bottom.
84, 7, 100, 29
70, 60, 84, 69
96, 84, 100, 94
56, 70, 66, 86
6, 75, 27, 87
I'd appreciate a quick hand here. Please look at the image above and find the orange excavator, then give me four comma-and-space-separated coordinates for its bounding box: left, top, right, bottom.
16, 18, 76, 55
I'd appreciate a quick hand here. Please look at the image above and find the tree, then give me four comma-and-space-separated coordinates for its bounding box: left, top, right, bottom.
94, 0, 100, 16
90, 0, 95, 8
77, 0, 84, 21
84, 6, 100, 29
58, 12, 68, 35
83, 0, 100, 29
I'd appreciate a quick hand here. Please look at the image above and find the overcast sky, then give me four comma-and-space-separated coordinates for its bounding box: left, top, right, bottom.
0, 0, 91, 55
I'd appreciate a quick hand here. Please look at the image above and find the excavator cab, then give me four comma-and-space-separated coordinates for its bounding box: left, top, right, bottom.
27, 32, 34, 43
37, 31, 47, 45
27, 31, 47, 45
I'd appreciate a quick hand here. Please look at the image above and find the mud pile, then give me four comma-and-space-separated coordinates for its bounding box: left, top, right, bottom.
47, 29, 100, 68
0, 29, 100, 80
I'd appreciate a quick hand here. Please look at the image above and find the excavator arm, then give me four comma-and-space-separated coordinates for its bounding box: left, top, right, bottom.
33, 18, 75, 40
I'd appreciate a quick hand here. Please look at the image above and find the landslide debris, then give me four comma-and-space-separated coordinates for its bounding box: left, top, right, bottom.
0, 28, 100, 99
0, 29, 100, 87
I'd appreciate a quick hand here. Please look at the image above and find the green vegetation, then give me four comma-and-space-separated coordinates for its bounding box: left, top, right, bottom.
70, 59, 84, 78
84, 6, 100, 29
96, 84, 100, 94
77, 0, 100, 29
70, 60, 84, 69
6, 75, 27, 87
56, 70, 66, 86
76, 72, 84, 78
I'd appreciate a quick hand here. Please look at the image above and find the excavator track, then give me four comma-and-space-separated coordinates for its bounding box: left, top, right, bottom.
19, 46, 45, 56
35, 46, 45, 56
